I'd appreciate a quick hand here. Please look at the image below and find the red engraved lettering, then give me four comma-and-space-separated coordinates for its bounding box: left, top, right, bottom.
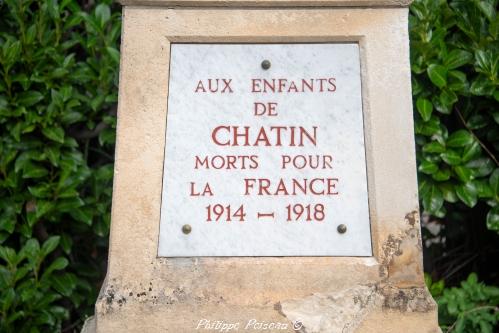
251, 79, 262, 92
328, 78, 337, 92
211, 126, 231, 146
194, 80, 206, 93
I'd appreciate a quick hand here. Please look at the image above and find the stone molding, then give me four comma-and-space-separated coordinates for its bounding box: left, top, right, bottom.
118, 0, 412, 8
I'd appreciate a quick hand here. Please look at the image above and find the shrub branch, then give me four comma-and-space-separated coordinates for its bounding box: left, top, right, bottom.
455, 107, 499, 167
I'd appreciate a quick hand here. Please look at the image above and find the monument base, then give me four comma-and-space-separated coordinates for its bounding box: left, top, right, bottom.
88, 275, 440, 332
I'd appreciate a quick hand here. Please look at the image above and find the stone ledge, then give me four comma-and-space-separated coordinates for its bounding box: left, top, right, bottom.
118, 0, 412, 8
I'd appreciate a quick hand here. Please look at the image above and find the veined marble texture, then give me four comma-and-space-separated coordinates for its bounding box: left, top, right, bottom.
158, 43, 371, 256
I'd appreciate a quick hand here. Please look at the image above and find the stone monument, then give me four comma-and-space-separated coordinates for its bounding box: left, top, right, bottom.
84, 0, 441, 332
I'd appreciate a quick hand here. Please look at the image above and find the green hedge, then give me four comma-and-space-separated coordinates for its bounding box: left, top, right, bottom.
0, 0, 497, 332
0, 0, 119, 331
426, 273, 499, 333
411, 0, 499, 231
412, 1, 499, 331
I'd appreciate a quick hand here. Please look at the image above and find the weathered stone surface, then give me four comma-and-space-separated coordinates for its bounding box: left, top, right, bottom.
279, 284, 438, 333
81, 316, 95, 333
279, 286, 381, 333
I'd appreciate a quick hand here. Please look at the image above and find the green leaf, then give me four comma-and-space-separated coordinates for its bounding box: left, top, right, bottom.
41, 236, 60, 257
492, 112, 499, 125
69, 208, 92, 225
441, 150, 462, 166
416, 117, 441, 136
61, 110, 83, 124
432, 96, 452, 115
470, 75, 494, 96
423, 141, 446, 153
25, 24, 36, 44
21, 239, 40, 259
105, 46, 120, 64
15, 151, 45, 173
51, 274, 76, 297
51, 89, 64, 106
440, 183, 458, 203
444, 49, 472, 69
419, 160, 439, 174
10, 122, 22, 141
47, 0, 60, 20
2, 288, 15, 312
98, 128, 115, 146
0, 246, 17, 266
35, 201, 55, 219
422, 185, 444, 214
28, 184, 52, 198
490, 168, 499, 197
12, 74, 29, 90
439, 89, 458, 111
3, 40, 21, 67
56, 198, 85, 212
490, 15, 499, 39
44, 146, 60, 167
467, 158, 495, 177
462, 141, 481, 162
456, 183, 478, 207
466, 114, 488, 130
454, 166, 473, 182
487, 206, 499, 232
0, 215, 15, 234
419, 177, 431, 197
474, 180, 493, 199
416, 97, 433, 121
64, 13, 83, 30
90, 94, 105, 112
22, 163, 48, 179
427, 64, 447, 88
448, 70, 468, 92
433, 168, 451, 181
57, 187, 78, 198
0, 96, 7, 110
475, 50, 493, 73
477, 1, 496, 22
42, 127, 65, 144
60, 233, 72, 255
35, 311, 55, 326
447, 130, 474, 147
430, 279, 445, 297
17, 91, 44, 106
45, 257, 68, 274
95, 4, 111, 27
27, 211, 37, 228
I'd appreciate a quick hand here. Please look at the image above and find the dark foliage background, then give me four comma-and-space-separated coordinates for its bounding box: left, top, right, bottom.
0, 0, 497, 332
0, 0, 119, 331
411, 0, 499, 331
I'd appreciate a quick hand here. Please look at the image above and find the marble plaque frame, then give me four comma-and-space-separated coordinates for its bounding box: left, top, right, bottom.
159, 42, 372, 257
91, 1, 441, 332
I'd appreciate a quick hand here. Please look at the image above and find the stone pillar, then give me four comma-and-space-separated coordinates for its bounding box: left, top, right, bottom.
85, 1, 442, 332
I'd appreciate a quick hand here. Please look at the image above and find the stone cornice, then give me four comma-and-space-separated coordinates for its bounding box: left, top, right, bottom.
118, 0, 412, 8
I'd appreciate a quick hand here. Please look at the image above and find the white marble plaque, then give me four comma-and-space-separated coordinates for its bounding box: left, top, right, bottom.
158, 43, 371, 256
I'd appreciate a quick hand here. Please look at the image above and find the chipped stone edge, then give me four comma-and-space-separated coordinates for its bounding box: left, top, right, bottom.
277, 284, 437, 333
81, 315, 96, 333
